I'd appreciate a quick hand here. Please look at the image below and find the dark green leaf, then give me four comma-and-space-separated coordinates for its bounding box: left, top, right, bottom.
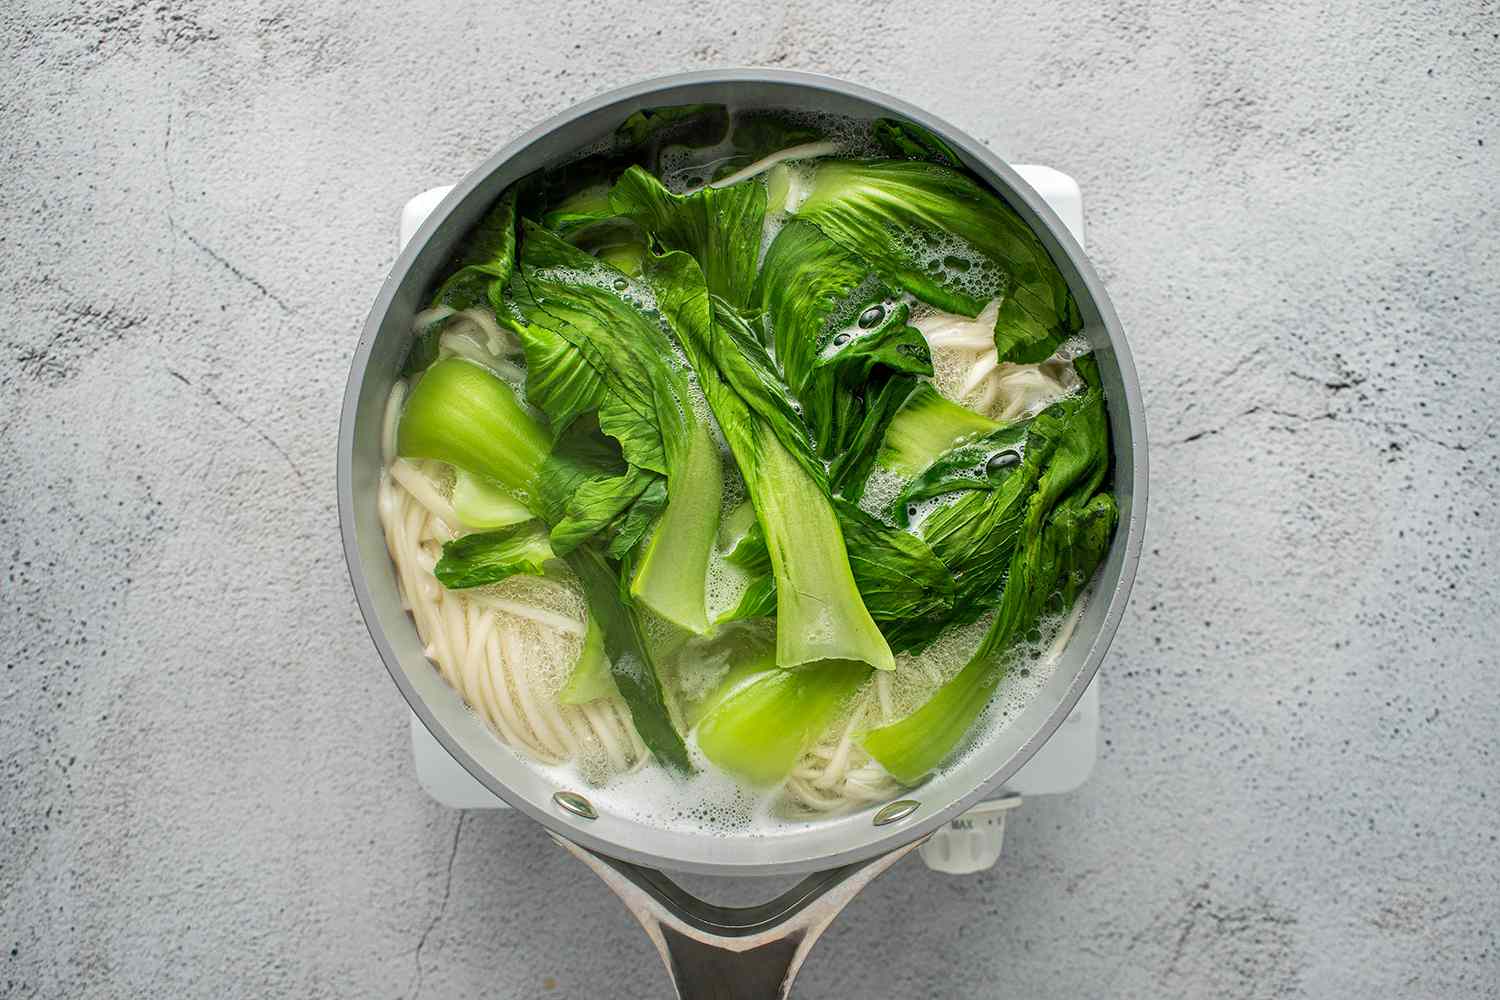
870, 118, 963, 166
607, 475, 669, 560
431, 188, 520, 312
515, 227, 721, 627
827, 376, 920, 500
649, 251, 894, 672
566, 546, 691, 773
433, 524, 554, 589
402, 321, 442, 377
756, 219, 932, 479
895, 423, 1029, 511
514, 319, 608, 439
793, 158, 1081, 363
511, 223, 694, 476
707, 496, 956, 653
523, 104, 730, 225
833, 498, 955, 653
861, 381, 1115, 782
615, 104, 730, 149
549, 465, 655, 556
609, 166, 767, 310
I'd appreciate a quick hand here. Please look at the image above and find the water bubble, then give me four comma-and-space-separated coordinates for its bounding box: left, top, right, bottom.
612, 278, 628, 291
944, 255, 971, 273
833, 333, 851, 347
986, 450, 1021, 475
858, 305, 885, 329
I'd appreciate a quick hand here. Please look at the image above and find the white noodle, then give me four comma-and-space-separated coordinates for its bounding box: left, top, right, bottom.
960, 348, 1000, 398
456, 602, 486, 707
502, 627, 570, 759
554, 704, 590, 758
813, 695, 869, 790
581, 700, 629, 773
412, 305, 455, 330
466, 596, 585, 636
456, 306, 519, 355
388, 459, 460, 531
706, 140, 842, 190
483, 627, 555, 760
439, 328, 527, 382
381, 382, 406, 467
376, 382, 641, 777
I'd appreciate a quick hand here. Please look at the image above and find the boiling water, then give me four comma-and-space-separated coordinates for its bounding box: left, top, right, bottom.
406, 106, 1101, 834
513, 598, 1082, 838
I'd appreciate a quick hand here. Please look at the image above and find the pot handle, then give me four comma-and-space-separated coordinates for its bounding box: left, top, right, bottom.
552, 834, 923, 999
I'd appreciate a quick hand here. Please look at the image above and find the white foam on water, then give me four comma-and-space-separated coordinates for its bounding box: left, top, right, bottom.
854, 465, 909, 524
533, 263, 659, 316
506, 584, 1088, 838
892, 227, 1007, 306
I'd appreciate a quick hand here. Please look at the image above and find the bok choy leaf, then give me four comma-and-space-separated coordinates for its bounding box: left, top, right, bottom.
756, 219, 933, 480
861, 490, 1116, 784
433, 524, 554, 589
567, 545, 692, 773
861, 367, 1114, 782
870, 118, 963, 166
713, 499, 956, 654
509, 224, 721, 630
451, 468, 533, 529
793, 158, 1082, 365
397, 357, 550, 507
559, 616, 615, 704
523, 104, 730, 229
608, 166, 766, 311
877, 384, 1002, 477
649, 251, 894, 672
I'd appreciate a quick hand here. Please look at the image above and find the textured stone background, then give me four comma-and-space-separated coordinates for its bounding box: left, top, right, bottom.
3, 1, 1497, 997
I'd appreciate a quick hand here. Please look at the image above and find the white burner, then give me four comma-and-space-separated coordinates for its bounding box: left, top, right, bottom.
399, 164, 1099, 874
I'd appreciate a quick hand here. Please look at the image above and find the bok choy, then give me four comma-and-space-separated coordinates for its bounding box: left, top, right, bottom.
649, 250, 895, 672
862, 362, 1116, 782
397, 357, 691, 772
388, 107, 1118, 798
507, 223, 722, 633
793, 158, 1083, 365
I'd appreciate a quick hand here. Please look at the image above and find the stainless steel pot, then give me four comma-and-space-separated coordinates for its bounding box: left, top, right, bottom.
339, 69, 1147, 998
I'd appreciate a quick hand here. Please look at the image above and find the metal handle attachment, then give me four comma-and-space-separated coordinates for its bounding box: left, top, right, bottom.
553, 834, 923, 999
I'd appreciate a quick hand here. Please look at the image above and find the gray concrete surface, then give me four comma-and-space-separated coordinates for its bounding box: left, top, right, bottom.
3, 1, 1497, 997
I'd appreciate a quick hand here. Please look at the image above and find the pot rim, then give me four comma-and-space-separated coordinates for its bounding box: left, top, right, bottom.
338, 67, 1148, 876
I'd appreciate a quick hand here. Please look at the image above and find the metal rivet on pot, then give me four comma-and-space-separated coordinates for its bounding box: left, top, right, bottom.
873, 799, 920, 826
553, 790, 598, 820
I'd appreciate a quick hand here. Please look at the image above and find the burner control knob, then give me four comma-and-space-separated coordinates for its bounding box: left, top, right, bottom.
918, 795, 1022, 874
